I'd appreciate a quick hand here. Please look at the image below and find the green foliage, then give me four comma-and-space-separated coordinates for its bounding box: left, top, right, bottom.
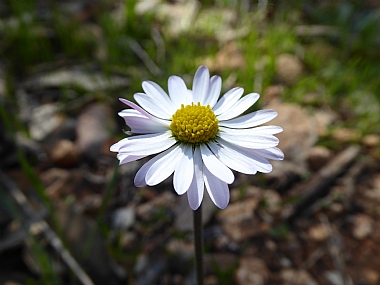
269, 223, 289, 239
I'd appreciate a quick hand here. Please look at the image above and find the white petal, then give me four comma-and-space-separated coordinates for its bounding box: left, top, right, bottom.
192, 66, 210, 105
117, 153, 145, 164
110, 138, 129, 152
217, 93, 260, 121
145, 145, 182, 186
205, 75, 221, 108
118, 109, 168, 134
251, 147, 284, 161
207, 140, 257, 174
168, 76, 189, 109
118, 131, 176, 156
203, 166, 230, 209
119, 98, 170, 126
134, 92, 173, 119
250, 125, 283, 135
134, 145, 180, 187
219, 109, 277, 129
186, 89, 194, 105
218, 132, 279, 149
142, 81, 176, 113
215, 139, 273, 173
173, 145, 194, 195
212, 87, 244, 116
200, 144, 234, 184
218, 126, 283, 136
186, 147, 204, 210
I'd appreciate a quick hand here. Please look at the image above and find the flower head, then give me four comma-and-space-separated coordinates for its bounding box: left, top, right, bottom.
111, 66, 284, 210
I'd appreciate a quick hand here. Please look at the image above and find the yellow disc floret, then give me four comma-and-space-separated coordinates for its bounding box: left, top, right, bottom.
170, 102, 219, 144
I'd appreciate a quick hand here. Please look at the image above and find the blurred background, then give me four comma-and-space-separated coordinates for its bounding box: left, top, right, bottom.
1, 0, 380, 284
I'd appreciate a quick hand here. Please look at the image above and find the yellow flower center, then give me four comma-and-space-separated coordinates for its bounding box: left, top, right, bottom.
170, 102, 219, 144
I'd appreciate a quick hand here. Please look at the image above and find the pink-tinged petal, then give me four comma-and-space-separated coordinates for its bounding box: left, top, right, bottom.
212, 87, 244, 116
119, 98, 170, 126
168, 76, 189, 109
134, 92, 173, 119
217, 93, 260, 121
186, 147, 204, 210
203, 167, 230, 209
200, 144, 234, 184
218, 132, 279, 149
205, 75, 221, 108
118, 131, 176, 156
173, 145, 194, 195
192, 66, 210, 105
250, 147, 284, 161
142, 81, 176, 112
218, 126, 283, 136
207, 140, 257, 174
145, 145, 182, 186
118, 109, 168, 134
218, 109, 277, 129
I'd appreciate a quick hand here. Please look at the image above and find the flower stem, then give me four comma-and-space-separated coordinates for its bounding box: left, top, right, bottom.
193, 204, 204, 285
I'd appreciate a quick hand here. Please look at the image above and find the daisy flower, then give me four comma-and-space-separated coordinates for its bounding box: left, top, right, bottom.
111, 66, 283, 210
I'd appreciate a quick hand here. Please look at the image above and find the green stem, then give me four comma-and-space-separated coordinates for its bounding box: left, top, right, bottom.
193, 203, 204, 285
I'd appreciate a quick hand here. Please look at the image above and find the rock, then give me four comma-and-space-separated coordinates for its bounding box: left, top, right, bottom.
76, 103, 115, 160
40, 168, 73, 199
210, 252, 238, 271
281, 268, 318, 285
166, 239, 194, 263
261, 189, 281, 214
307, 146, 333, 171
235, 257, 268, 285
309, 42, 337, 61
352, 214, 373, 240
175, 191, 216, 232
276, 54, 304, 85
361, 269, 379, 285
230, 185, 262, 203
325, 270, 353, 285
193, 8, 244, 42
135, 253, 168, 285
308, 224, 330, 242
112, 206, 135, 230
204, 42, 245, 71
362, 134, 380, 148
50, 139, 81, 167
29, 103, 64, 141
217, 198, 260, 242
145, 1, 200, 37
262, 85, 285, 105
120, 232, 137, 250
136, 191, 176, 221
266, 160, 304, 191
268, 103, 318, 167
56, 203, 124, 285
332, 128, 361, 143
313, 109, 338, 137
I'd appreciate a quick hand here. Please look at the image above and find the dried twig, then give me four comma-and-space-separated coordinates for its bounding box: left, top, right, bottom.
0, 171, 95, 285
286, 145, 361, 222
320, 214, 353, 285
127, 38, 162, 76
295, 25, 341, 37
